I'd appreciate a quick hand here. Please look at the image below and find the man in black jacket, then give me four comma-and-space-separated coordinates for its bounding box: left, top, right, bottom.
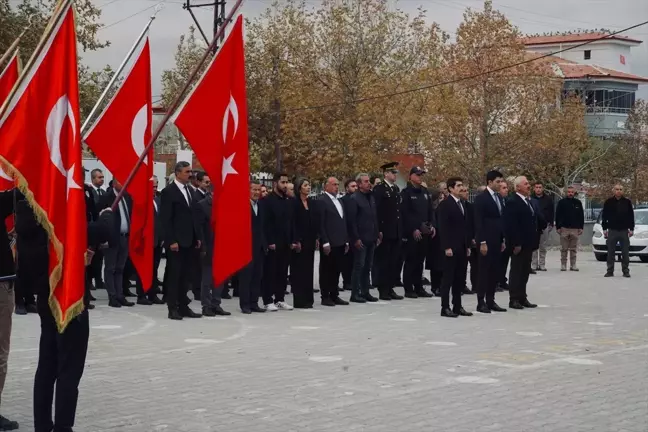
347, 173, 381, 303
339, 179, 357, 292
13, 197, 43, 315
503, 176, 538, 310
161, 161, 203, 320
400, 166, 435, 299
601, 184, 634, 278
437, 177, 472, 318
474, 170, 507, 314
373, 162, 405, 301
0, 189, 18, 431
555, 185, 584, 271
261, 172, 297, 311
530, 182, 554, 271
99, 179, 135, 308
238, 181, 267, 314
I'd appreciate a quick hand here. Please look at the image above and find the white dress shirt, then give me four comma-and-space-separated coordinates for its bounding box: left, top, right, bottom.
251, 199, 258, 216
118, 199, 130, 234
326, 192, 344, 219
517, 192, 534, 214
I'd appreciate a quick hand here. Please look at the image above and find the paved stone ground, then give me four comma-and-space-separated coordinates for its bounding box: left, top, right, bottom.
5, 251, 648, 432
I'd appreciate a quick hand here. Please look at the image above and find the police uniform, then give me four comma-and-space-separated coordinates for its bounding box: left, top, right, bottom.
400, 167, 435, 298
373, 162, 404, 301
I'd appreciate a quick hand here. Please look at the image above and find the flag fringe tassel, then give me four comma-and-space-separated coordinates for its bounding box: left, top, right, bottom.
0, 156, 84, 333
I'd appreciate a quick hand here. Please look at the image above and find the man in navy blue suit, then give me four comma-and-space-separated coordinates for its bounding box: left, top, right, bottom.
474, 170, 508, 314
503, 176, 538, 310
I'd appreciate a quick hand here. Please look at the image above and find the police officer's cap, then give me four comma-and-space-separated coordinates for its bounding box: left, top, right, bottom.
409, 166, 426, 176
381, 162, 399, 172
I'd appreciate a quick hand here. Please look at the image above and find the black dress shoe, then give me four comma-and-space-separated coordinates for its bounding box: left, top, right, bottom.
89, 293, 97, 301
623, 272, 631, 278
202, 307, 216, 317
87, 303, 96, 310
118, 297, 135, 307
604, 272, 614, 277
529, 269, 537, 275
378, 294, 392, 301
476, 304, 491, 314
461, 288, 475, 295
0, 414, 19, 431
321, 298, 336, 307
168, 310, 183, 320
422, 277, 431, 285
124, 289, 137, 298
213, 305, 231, 316
108, 299, 122, 308
149, 296, 165, 305
487, 302, 507, 312
313, 288, 320, 293
441, 308, 458, 318
363, 294, 379, 302
180, 307, 202, 318
520, 299, 537, 308
137, 297, 153, 306
333, 297, 349, 305
454, 307, 473, 317
221, 292, 232, 299
25, 303, 38, 314
389, 289, 404, 300
250, 305, 266, 313
241, 308, 252, 314
350, 296, 366, 303
404, 291, 418, 299
499, 283, 509, 291
415, 289, 433, 298
509, 301, 524, 309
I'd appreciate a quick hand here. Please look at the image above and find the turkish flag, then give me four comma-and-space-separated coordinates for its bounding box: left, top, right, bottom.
0, 51, 20, 105
0, 52, 19, 232
173, 15, 251, 286
84, 38, 154, 291
0, 2, 87, 332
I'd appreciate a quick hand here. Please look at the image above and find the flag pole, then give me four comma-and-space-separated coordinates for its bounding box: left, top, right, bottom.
81, 5, 164, 136
111, 0, 244, 211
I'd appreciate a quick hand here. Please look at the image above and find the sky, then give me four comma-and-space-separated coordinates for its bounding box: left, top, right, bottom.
52, 0, 648, 101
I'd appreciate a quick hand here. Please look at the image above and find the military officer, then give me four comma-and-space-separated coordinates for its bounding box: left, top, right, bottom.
372, 162, 405, 301
400, 166, 435, 298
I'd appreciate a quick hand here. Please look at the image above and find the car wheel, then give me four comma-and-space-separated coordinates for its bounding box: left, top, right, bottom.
640, 256, 648, 263
595, 254, 606, 262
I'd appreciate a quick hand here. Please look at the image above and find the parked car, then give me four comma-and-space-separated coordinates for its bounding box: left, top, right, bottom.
592, 208, 648, 262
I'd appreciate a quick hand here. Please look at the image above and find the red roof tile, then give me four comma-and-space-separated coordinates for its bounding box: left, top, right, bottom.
522, 32, 642, 46
525, 52, 648, 83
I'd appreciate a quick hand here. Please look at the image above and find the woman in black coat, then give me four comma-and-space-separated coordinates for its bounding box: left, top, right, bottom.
291, 178, 319, 309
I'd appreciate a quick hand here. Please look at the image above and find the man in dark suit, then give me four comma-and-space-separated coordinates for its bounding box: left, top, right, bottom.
160, 161, 203, 320
261, 172, 297, 311
498, 180, 511, 291
346, 173, 381, 303
152, 176, 164, 292
88, 168, 106, 290
463, 186, 479, 295
99, 179, 135, 308
318, 177, 351, 307
474, 170, 508, 314
238, 181, 267, 314
503, 176, 539, 310
187, 171, 210, 300
373, 162, 405, 301
339, 179, 357, 291
437, 177, 473, 318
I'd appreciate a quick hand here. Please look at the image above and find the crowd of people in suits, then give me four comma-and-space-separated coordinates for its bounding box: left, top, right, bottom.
17, 161, 584, 322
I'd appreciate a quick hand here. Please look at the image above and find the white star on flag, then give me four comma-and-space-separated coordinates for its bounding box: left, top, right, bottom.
66, 163, 82, 200
222, 153, 238, 185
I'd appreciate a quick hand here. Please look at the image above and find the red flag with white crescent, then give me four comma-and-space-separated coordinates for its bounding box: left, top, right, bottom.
0, 2, 87, 332
173, 16, 251, 286
84, 38, 154, 291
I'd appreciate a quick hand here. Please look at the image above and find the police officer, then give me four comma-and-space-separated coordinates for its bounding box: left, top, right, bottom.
373, 162, 404, 301
400, 167, 435, 298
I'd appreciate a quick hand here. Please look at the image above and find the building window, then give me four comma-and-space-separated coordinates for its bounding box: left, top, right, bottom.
584, 50, 591, 60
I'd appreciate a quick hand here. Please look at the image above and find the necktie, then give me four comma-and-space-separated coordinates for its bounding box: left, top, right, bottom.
493, 192, 502, 214
525, 198, 534, 215
97, 188, 103, 196
185, 185, 192, 205
457, 199, 464, 216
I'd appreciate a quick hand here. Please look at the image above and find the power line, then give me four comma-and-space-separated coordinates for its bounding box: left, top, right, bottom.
280, 19, 648, 114
99, 3, 160, 31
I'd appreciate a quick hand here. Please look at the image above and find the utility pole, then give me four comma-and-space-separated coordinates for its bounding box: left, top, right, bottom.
183, 0, 227, 47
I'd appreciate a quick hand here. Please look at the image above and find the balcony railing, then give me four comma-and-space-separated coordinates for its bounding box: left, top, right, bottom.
585, 106, 631, 114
